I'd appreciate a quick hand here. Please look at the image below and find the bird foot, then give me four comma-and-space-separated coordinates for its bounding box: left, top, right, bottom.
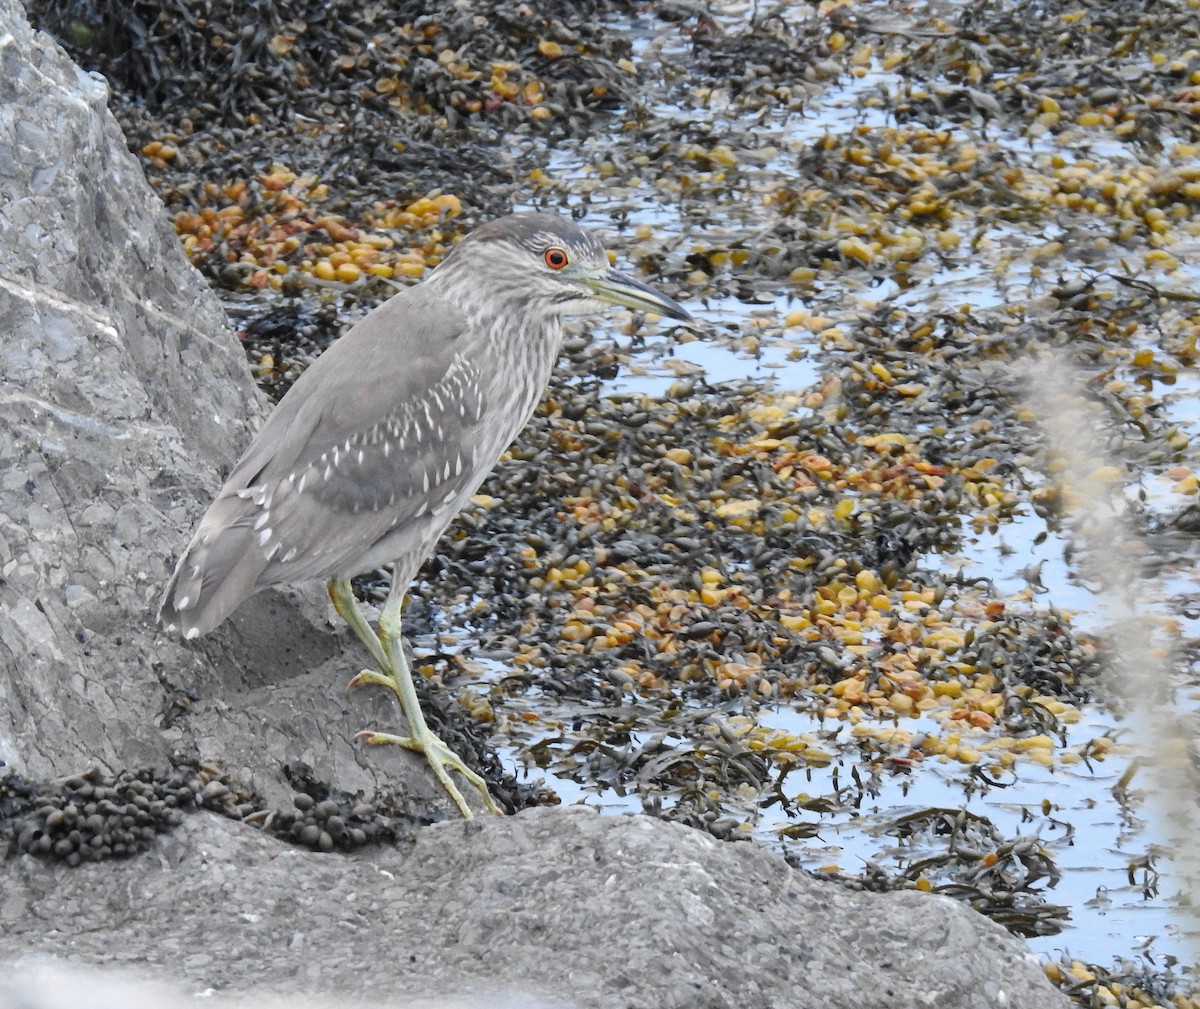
335, 580, 503, 820
357, 729, 503, 818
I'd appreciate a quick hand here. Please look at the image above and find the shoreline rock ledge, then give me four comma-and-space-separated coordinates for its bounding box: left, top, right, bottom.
2, 809, 1067, 1009
0, 2, 1068, 1007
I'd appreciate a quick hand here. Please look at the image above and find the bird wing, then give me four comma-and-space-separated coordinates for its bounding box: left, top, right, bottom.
161, 284, 492, 636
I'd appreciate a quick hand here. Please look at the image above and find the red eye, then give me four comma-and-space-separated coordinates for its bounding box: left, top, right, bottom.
544, 247, 569, 270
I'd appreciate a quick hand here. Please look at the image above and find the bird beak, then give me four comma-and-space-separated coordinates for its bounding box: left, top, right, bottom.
581, 268, 693, 322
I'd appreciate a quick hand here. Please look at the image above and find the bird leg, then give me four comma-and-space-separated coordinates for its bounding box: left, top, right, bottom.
328, 576, 501, 818
328, 578, 388, 670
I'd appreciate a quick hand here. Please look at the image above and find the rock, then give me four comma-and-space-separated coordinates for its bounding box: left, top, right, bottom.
0, 809, 1068, 1009
0, 0, 444, 812
0, 0, 250, 777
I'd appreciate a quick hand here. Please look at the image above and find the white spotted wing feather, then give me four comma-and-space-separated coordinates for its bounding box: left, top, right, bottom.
160, 284, 492, 638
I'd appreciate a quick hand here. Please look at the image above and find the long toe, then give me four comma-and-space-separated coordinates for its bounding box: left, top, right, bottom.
358, 729, 503, 817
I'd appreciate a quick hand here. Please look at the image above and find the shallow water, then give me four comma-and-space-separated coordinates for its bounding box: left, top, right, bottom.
505, 1, 1200, 975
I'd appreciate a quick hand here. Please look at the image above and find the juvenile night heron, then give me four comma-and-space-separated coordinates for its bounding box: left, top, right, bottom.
160, 212, 691, 817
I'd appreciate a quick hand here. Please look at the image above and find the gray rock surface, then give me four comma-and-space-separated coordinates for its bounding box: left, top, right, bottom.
0, 0, 443, 814
0, 0, 255, 777
0, 3, 1070, 1007
2, 808, 1066, 1009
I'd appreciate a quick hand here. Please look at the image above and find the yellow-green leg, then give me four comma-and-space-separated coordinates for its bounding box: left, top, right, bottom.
328, 577, 501, 818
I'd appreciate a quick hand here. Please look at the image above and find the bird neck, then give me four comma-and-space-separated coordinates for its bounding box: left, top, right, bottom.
483, 310, 565, 433
425, 265, 566, 432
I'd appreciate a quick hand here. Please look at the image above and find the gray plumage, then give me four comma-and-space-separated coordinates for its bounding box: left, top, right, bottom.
160, 212, 691, 639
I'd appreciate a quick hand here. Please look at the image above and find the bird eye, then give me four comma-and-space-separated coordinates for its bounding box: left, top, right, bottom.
544, 247, 569, 270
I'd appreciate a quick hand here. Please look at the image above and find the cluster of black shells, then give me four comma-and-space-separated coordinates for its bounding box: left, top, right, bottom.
0, 763, 413, 865
2, 765, 231, 865
266, 793, 397, 852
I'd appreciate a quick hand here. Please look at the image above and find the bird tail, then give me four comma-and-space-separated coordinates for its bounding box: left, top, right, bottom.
159, 496, 270, 639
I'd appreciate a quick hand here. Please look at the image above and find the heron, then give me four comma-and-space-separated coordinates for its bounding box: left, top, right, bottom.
160, 212, 692, 817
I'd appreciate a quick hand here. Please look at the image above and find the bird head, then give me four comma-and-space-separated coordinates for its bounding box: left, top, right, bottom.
440, 212, 693, 323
